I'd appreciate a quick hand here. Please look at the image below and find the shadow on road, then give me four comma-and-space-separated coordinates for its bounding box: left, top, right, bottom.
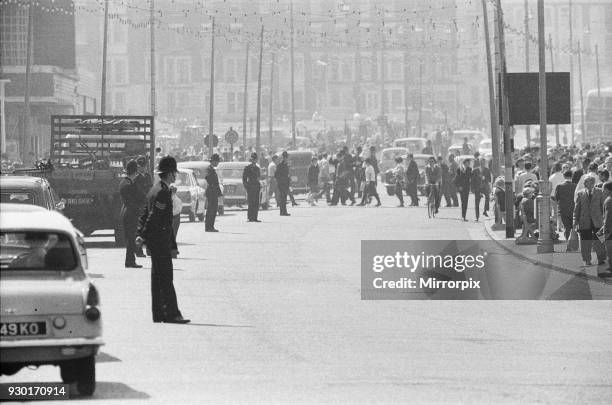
186, 323, 253, 328
88, 382, 150, 400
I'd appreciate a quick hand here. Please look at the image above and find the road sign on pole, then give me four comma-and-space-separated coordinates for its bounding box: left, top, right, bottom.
204, 134, 218, 148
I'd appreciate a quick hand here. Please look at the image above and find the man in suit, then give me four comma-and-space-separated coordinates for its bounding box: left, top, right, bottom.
405, 154, 419, 206
119, 160, 143, 268
136, 156, 189, 324
573, 175, 606, 266
553, 170, 577, 241
598, 181, 612, 274
275, 151, 291, 216
447, 154, 459, 207
133, 155, 152, 257
204, 153, 222, 232
243, 152, 262, 222
455, 158, 472, 221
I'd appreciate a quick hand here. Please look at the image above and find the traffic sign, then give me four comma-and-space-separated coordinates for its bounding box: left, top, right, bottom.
204, 134, 218, 147
225, 127, 239, 144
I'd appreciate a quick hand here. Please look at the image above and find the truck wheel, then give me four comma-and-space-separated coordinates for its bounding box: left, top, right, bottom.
114, 225, 125, 247
75, 355, 96, 396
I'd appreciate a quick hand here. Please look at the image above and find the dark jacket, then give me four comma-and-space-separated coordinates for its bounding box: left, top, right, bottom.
137, 180, 177, 257
553, 180, 577, 216
406, 160, 419, 184
205, 165, 222, 198
307, 164, 319, 187
572, 168, 583, 184
242, 163, 261, 190
471, 167, 482, 194
275, 160, 290, 189
603, 195, 612, 239
119, 176, 143, 215
455, 166, 472, 193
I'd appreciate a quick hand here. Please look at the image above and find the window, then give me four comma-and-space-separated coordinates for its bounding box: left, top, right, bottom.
361, 59, 372, 81
367, 93, 379, 111
114, 91, 126, 113
390, 60, 402, 81
391, 89, 402, 109
330, 89, 340, 107
330, 60, 340, 81
227, 92, 236, 114
176, 57, 191, 84
112, 58, 128, 85
166, 58, 176, 84
177, 92, 189, 111
226, 59, 235, 82
0, 5, 27, 66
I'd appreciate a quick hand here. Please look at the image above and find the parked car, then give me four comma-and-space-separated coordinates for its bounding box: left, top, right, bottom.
392, 137, 428, 154
0, 205, 103, 396
217, 162, 270, 210
383, 154, 433, 196
478, 139, 493, 158
285, 150, 315, 194
174, 168, 206, 222
0, 175, 65, 212
177, 161, 225, 215
379, 147, 409, 173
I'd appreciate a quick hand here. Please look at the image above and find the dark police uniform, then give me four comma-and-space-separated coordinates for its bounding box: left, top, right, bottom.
242, 162, 261, 221
119, 176, 143, 266
204, 164, 222, 231
137, 180, 183, 322
133, 171, 152, 256
275, 159, 290, 215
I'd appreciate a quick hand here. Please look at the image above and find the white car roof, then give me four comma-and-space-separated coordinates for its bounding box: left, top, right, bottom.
0, 209, 76, 234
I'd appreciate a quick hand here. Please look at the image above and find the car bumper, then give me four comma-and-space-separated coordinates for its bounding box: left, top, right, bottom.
223, 196, 247, 205
1, 337, 104, 363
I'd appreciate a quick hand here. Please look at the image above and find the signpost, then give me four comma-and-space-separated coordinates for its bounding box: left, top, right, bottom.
225, 127, 239, 157
204, 134, 219, 151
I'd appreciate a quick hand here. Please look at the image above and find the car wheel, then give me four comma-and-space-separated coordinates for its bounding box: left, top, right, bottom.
75, 355, 96, 396
114, 224, 125, 247
60, 361, 78, 383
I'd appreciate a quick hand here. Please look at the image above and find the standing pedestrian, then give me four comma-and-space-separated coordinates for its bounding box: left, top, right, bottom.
243, 152, 262, 222
204, 153, 222, 232
358, 158, 381, 206
392, 157, 406, 207
307, 157, 320, 206
471, 159, 483, 222
170, 184, 182, 258
597, 181, 612, 274
553, 170, 577, 242
119, 160, 143, 268
275, 151, 291, 216
455, 158, 472, 221
447, 154, 459, 207
439, 155, 451, 207
480, 158, 492, 217
318, 153, 331, 203
573, 175, 606, 266
354, 146, 364, 197
134, 155, 152, 258
548, 162, 565, 231
268, 155, 278, 207
405, 153, 419, 206
136, 156, 190, 324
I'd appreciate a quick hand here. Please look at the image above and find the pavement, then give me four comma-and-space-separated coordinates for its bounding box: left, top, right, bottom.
483, 218, 612, 299
1, 190, 611, 404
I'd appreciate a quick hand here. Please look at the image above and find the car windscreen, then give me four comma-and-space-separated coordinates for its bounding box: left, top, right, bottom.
0, 192, 35, 205
218, 168, 244, 179
1, 232, 77, 271
174, 172, 190, 186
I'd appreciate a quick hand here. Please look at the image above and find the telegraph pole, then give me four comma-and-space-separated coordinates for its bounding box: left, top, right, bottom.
22, 4, 33, 161
403, 49, 409, 136
243, 43, 250, 153
208, 18, 215, 158
482, 0, 499, 178
255, 25, 264, 158
150, 0, 156, 118
537, 0, 552, 253
595, 43, 602, 141
524, 0, 531, 148
496, 0, 515, 238
418, 61, 423, 138
101, 0, 109, 115
549, 33, 559, 145
577, 40, 585, 144
290, 0, 296, 148
568, 0, 575, 144
269, 52, 275, 150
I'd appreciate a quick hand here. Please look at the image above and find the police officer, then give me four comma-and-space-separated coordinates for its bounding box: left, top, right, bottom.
136, 156, 190, 324
243, 152, 262, 222
119, 160, 143, 268
275, 151, 291, 216
204, 153, 222, 232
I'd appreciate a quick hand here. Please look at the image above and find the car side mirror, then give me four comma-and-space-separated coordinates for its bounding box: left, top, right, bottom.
56, 198, 66, 211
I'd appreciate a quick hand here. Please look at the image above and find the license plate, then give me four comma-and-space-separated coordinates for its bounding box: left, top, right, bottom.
0, 322, 47, 337
224, 185, 236, 193
66, 196, 94, 205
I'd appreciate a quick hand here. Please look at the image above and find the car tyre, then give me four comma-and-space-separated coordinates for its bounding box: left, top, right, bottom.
75, 355, 96, 396
60, 361, 78, 383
